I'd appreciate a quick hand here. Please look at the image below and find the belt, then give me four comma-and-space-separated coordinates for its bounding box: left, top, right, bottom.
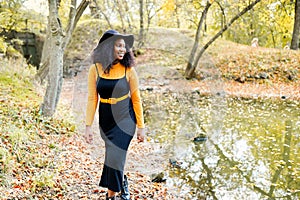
100, 94, 128, 104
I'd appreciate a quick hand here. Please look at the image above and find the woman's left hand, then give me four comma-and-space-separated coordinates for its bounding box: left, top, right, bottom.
137, 128, 145, 143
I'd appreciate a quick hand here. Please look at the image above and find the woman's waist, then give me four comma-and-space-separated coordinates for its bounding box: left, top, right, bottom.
99, 93, 129, 104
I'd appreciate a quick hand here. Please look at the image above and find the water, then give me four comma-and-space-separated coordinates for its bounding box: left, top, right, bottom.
142, 91, 300, 200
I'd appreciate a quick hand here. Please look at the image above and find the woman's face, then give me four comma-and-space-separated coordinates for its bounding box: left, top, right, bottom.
114, 38, 126, 60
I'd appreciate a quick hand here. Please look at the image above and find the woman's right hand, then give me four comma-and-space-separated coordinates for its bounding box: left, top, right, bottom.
137, 128, 145, 143
84, 126, 93, 144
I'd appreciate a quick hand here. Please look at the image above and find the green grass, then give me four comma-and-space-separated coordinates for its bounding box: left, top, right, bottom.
0, 57, 76, 197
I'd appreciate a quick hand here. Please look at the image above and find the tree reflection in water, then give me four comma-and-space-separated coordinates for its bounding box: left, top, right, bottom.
143, 92, 300, 199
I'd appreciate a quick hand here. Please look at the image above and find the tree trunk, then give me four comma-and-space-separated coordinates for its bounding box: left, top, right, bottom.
114, 0, 125, 31
35, 0, 89, 83
124, 0, 133, 31
185, 0, 262, 79
185, 1, 212, 78
39, 0, 89, 117
175, 5, 180, 28
35, 33, 50, 83
291, 0, 300, 50
138, 0, 144, 48
41, 0, 64, 117
99, 5, 114, 29
89, 0, 99, 18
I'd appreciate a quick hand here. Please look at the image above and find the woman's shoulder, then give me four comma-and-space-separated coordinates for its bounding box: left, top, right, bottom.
89, 63, 103, 73
126, 66, 137, 75
126, 66, 139, 80
127, 66, 136, 72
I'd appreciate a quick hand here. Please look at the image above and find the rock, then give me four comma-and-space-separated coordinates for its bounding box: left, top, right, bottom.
159, 80, 170, 86
258, 72, 269, 79
146, 87, 154, 91
192, 87, 200, 94
281, 95, 287, 100
286, 69, 297, 81
169, 158, 183, 168
235, 76, 246, 83
193, 134, 207, 142
140, 86, 154, 91
287, 74, 294, 81
151, 172, 166, 183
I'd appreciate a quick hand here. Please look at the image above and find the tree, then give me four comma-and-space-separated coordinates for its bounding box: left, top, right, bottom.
38, 0, 89, 117
186, 1, 212, 78
219, 0, 296, 48
291, 0, 300, 50
145, 0, 163, 30
138, 0, 144, 48
89, 0, 114, 29
137, 0, 165, 48
185, 0, 262, 79
0, 0, 23, 32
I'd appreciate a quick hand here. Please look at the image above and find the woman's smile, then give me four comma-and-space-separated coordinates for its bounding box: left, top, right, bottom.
114, 38, 126, 60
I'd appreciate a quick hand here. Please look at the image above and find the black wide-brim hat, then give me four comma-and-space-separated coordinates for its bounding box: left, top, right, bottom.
98, 30, 134, 49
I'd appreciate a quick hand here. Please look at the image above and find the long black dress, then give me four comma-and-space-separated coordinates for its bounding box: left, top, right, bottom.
95, 65, 136, 192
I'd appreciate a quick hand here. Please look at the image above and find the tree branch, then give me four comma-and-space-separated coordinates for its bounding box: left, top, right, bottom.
186, 0, 262, 78
65, 0, 76, 35
63, 0, 89, 49
74, 0, 90, 30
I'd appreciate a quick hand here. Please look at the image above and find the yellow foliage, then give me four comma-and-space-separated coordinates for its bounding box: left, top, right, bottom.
162, 0, 176, 12
58, 0, 74, 29
0, 37, 7, 54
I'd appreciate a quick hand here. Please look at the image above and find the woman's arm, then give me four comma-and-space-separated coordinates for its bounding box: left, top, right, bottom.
84, 65, 99, 143
128, 67, 145, 129
128, 67, 145, 142
85, 65, 99, 126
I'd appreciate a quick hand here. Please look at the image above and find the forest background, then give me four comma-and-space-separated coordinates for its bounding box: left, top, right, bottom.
0, 0, 299, 199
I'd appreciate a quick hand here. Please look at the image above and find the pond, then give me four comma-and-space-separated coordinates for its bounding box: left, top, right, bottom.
142, 90, 300, 200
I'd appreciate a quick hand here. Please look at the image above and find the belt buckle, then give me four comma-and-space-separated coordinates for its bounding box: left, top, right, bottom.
109, 98, 117, 104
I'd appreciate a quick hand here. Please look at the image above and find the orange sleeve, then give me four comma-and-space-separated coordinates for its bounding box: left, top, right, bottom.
85, 64, 99, 126
128, 67, 145, 128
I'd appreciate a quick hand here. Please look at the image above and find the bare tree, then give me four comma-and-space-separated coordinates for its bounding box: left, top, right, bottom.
123, 0, 134, 31
185, 1, 212, 78
138, 0, 144, 48
114, 0, 125, 30
145, 0, 163, 31
185, 0, 262, 79
137, 0, 164, 47
38, 0, 89, 117
291, 0, 300, 50
89, 0, 100, 18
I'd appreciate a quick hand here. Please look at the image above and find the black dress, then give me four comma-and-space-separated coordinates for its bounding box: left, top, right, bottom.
95, 65, 136, 192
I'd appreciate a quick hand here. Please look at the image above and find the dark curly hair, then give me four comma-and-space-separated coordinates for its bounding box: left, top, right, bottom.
92, 36, 135, 74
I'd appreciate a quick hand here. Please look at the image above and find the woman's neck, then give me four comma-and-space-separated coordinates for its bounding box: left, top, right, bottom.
112, 59, 120, 65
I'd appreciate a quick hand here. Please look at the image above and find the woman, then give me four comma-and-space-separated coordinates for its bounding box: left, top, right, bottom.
84, 30, 145, 200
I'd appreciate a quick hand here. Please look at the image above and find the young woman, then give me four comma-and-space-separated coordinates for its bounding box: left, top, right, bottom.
84, 30, 145, 200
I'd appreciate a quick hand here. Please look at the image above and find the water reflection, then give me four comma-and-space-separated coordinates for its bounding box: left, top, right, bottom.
142, 91, 300, 199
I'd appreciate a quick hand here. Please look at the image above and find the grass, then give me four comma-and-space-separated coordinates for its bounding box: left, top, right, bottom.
0, 57, 76, 198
